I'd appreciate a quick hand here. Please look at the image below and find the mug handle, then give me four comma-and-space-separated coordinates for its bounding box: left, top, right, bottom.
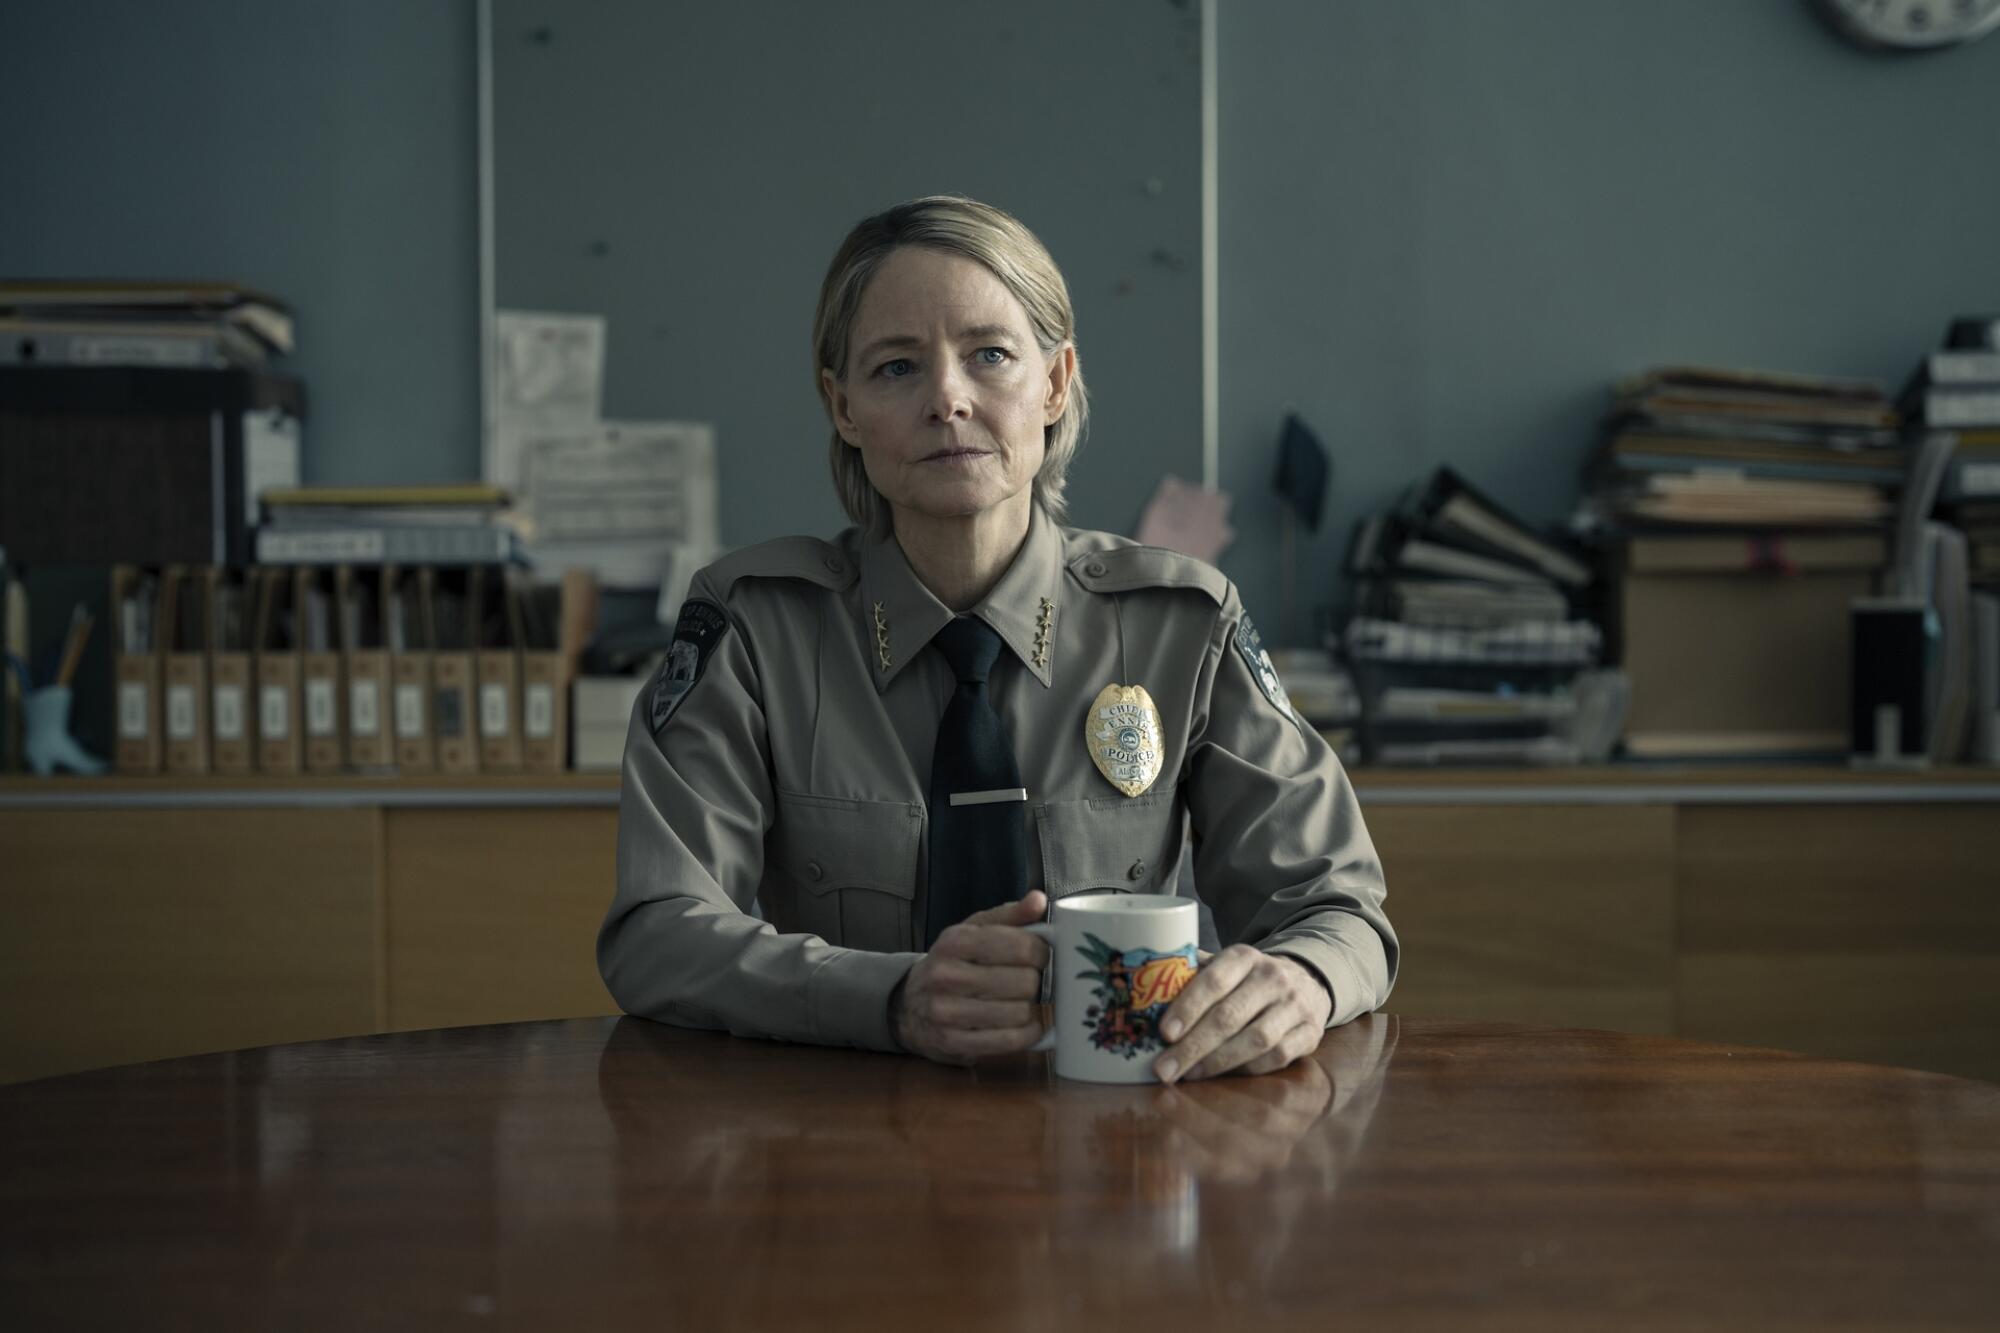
1021, 921, 1057, 1053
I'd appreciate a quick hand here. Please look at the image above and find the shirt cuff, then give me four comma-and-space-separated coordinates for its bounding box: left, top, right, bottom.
1261, 941, 1364, 1029
808, 947, 923, 1053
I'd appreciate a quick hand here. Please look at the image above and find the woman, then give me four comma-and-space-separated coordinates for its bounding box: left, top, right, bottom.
601, 196, 1395, 1083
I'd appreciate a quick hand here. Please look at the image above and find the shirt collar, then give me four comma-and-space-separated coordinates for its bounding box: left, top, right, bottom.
858, 504, 1064, 694
975, 503, 1062, 690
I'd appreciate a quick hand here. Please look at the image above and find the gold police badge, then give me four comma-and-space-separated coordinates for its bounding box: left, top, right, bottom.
1087, 683, 1164, 797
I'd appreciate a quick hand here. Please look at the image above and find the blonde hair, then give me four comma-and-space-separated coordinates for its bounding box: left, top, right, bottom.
812, 195, 1089, 532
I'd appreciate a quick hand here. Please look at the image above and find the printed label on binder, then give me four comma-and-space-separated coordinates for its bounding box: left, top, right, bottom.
214, 685, 245, 741
524, 683, 554, 739
395, 683, 424, 738
118, 682, 149, 739
350, 680, 380, 736
435, 688, 464, 738
306, 680, 337, 737
480, 682, 510, 736
166, 684, 197, 740
260, 686, 290, 740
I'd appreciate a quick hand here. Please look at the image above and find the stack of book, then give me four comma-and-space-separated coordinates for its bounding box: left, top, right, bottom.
1340, 467, 1606, 765
255, 485, 524, 567
1899, 315, 2000, 566
0, 280, 294, 370
1961, 501, 2000, 595
1888, 319, 2000, 766
1571, 364, 1908, 760
1580, 365, 1903, 531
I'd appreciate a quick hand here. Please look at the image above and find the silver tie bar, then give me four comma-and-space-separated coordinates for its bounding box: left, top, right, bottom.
949, 787, 1029, 807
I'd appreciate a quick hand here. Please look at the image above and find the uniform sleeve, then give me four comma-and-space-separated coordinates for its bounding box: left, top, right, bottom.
1184, 589, 1398, 1028
597, 573, 917, 1053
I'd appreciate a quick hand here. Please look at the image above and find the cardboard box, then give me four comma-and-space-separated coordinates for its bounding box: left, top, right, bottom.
160, 566, 210, 774
337, 567, 392, 770
1614, 531, 1886, 758
519, 570, 593, 773
296, 567, 344, 773
573, 675, 646, 772
253, 565, 302, 774
110, 565, 162, 773
474, 568, 523, 772
208, 569, 254, 774
387, 565, 434, 774
429, 567, 478, 775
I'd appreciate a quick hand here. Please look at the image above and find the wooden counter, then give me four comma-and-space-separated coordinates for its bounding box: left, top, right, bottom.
3, 764, 1996, 1085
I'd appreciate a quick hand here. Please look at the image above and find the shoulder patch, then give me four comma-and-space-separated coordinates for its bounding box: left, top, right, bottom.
649, 598, 729, 734
704, 536, 856, 599
1067, 545, 1228, 606
1233, 614, 1301, 728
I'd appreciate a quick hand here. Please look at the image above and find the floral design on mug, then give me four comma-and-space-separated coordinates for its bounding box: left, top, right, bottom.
1074, 934, 1200, 1059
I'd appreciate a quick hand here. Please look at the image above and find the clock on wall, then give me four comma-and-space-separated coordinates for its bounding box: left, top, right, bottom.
1815, 0, 2000, 51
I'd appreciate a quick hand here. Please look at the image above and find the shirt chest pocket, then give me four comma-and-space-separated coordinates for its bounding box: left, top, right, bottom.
764, 792, 922, 949
1036, 785, 1185, 900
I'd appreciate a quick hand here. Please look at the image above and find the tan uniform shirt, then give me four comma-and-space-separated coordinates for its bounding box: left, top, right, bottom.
602, 504, 1397, 1054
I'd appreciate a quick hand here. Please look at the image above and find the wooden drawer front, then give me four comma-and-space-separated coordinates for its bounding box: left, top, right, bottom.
1365, 804, 1677, 1033
385, 808, 619, 1031
1678, 805, 2000, 1083
0, 808, 381, 1083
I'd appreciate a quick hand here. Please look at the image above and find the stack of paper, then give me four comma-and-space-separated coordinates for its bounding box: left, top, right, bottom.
1339, 467, 1603, 766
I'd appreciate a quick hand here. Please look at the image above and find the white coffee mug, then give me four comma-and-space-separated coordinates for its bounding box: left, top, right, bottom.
1025, 893, 1202, 1084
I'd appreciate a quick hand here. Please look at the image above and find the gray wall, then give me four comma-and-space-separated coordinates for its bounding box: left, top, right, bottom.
491, 0, 1203, 549
0, 0, 480, 485
1219, 1, 2000, 639
7, 2, 1998, 641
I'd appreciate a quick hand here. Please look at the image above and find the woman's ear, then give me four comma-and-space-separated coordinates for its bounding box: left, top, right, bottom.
1043, 343, 1076, 425
820, 367, 861, 447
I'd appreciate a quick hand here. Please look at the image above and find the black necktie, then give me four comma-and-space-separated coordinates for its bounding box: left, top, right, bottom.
924, 616, 1028, 948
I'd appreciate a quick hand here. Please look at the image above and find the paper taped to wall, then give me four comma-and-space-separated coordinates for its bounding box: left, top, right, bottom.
516, 420, 718, 590
488, 310, 606, 488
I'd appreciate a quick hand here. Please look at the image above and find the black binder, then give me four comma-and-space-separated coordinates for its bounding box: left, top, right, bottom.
0, 366, 305, 566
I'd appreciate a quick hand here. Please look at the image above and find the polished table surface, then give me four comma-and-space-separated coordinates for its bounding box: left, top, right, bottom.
3, 1015, 1996, 1330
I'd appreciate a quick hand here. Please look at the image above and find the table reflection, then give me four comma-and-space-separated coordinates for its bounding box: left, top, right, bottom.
6, 1015, 1997, 1330
591, 1013, 1397, 1323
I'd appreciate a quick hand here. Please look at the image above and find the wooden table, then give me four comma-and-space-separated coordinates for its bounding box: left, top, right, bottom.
3, 1016, 1996, 1330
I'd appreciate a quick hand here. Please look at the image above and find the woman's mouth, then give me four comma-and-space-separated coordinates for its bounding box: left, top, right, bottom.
920, 447, 991, 465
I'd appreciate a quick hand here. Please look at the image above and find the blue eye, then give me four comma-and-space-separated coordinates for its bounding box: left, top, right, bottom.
877, 358, 912, 379
977, 347, 1010, 366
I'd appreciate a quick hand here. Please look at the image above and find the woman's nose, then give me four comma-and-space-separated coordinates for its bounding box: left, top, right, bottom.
924, 361, 972, 422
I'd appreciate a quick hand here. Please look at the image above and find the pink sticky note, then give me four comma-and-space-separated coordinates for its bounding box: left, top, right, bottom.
1136, 474, 1235, 563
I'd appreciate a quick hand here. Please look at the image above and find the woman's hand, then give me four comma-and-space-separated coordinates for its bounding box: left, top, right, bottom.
1152, 945, 1332, 1084
892, 890, 1051, 1066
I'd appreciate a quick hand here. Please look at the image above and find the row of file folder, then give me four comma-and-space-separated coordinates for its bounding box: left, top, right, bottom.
111, 564, 588, 775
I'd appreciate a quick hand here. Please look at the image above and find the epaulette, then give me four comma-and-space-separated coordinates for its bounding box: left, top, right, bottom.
1066, 544, 1229, 607
703, 537, 859, 598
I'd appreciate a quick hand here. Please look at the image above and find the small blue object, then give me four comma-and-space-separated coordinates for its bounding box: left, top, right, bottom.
23, 685, 107, 776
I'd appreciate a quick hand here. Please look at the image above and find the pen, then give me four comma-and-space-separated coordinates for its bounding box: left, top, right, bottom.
54, 604, 94, 688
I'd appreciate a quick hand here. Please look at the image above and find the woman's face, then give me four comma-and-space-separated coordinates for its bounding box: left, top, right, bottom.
822, 246, 1072, 530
